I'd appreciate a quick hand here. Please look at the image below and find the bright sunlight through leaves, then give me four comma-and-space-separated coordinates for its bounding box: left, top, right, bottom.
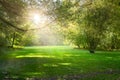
33, 13, 40, 24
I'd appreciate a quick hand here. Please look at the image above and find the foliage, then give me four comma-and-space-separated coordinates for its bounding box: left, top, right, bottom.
0, 0, 120, 52
0, 0, 27, 48
54, 0, 120, 52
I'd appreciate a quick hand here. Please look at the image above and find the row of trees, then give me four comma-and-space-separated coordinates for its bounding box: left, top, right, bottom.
53, 0, 120, 53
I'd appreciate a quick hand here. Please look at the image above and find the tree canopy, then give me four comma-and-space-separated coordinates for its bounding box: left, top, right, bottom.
0, 0, 120, 53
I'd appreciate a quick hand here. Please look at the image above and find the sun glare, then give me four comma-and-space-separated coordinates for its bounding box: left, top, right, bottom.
33, 13, 40, 24
27, 10, 62, 46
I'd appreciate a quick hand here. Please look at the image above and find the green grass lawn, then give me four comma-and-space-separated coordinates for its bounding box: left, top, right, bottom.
0, 46, 120, 80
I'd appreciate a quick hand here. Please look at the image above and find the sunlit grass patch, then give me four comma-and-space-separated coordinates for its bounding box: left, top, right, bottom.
0, 46, 120, 79
16, 53, 56, 58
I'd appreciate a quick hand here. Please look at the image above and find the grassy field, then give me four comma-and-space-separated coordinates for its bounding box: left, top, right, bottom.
0, 46, 120, 80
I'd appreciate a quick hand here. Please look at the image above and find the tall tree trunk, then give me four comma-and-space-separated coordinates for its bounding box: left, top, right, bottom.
11, 32, 15, 48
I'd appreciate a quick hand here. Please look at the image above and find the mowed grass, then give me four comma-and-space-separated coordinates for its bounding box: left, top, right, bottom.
0, 46, 120, 80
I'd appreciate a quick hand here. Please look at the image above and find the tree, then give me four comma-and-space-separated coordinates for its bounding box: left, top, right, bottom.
82, 0, 110, 53
53, 0, 120, 53
0, 0, 27, 48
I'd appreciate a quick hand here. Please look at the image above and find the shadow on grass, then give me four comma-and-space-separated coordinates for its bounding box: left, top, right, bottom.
0, 57, 75, 79
0, 46, 120, 79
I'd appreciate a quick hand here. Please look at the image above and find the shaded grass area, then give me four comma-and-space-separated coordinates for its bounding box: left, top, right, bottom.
0, 46, 120, 80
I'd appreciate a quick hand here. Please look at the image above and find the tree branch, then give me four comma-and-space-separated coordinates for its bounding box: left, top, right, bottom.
0, 16, 26, 32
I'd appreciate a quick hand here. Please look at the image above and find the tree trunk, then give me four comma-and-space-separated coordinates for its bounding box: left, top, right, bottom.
11, 32, 15, 48
89, 50, 95, 53
77, 44, 80, 49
